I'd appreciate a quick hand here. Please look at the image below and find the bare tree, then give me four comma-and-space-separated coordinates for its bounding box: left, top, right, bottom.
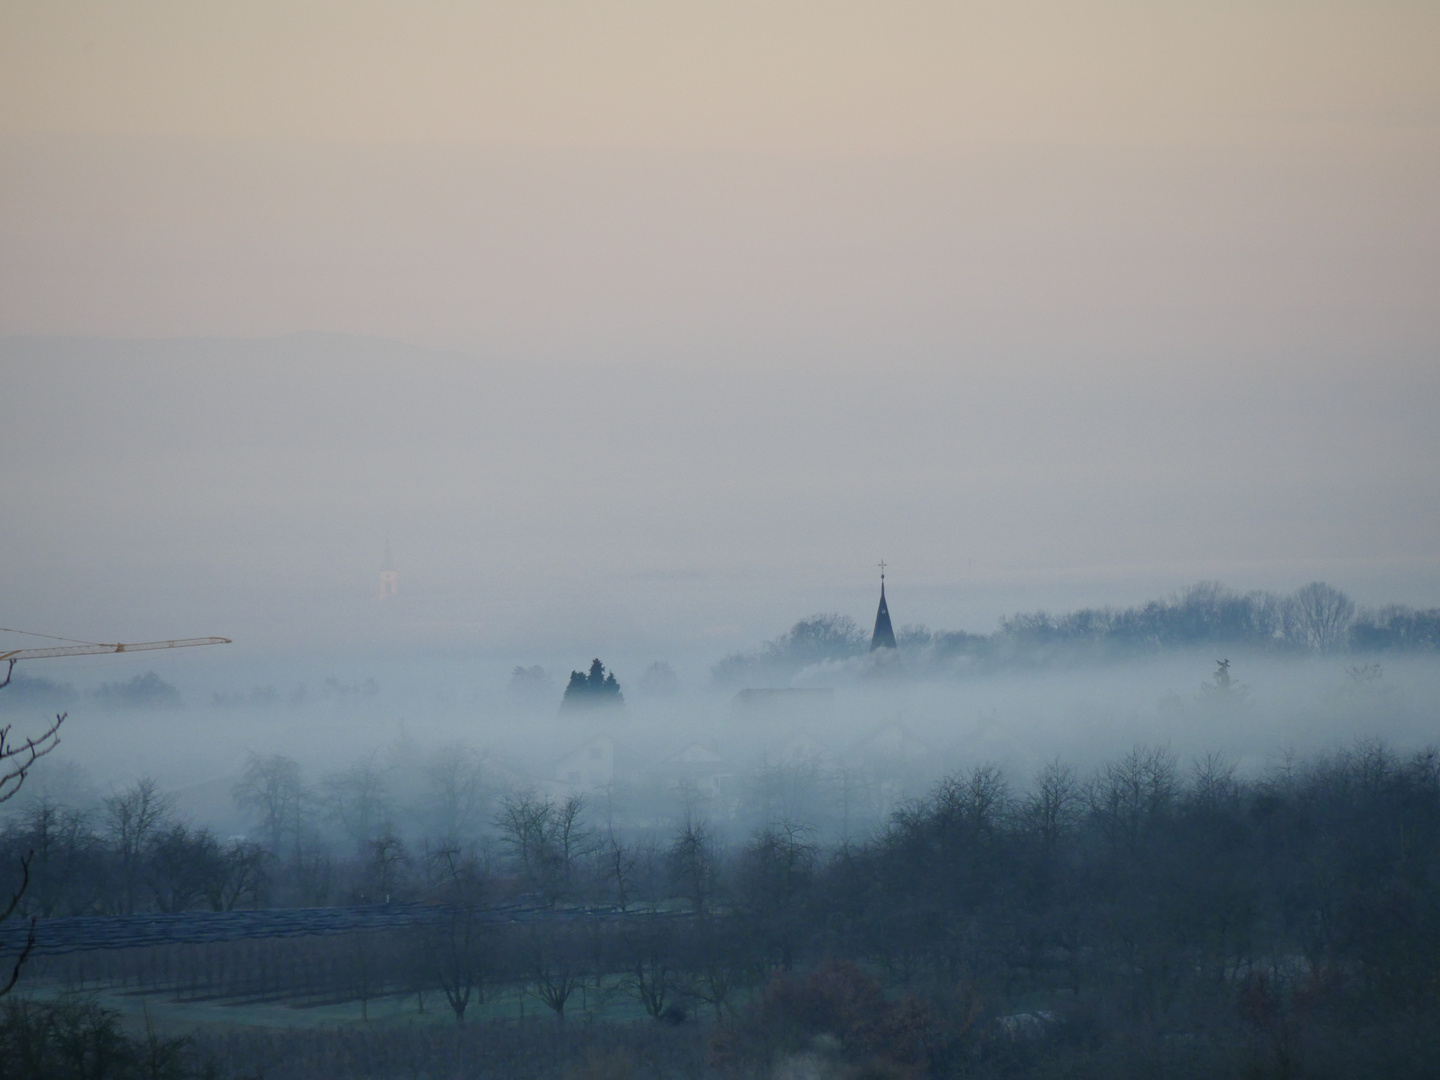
668, 815, 718, 918
551, 793, 595, 902
141, 823, 268, 913
421, 844, 491, 1024
233, 752, 307, 859
616, 918, 679, 1019
322, 752, 392, 853
0, 854, 36, 997
676, 916, 749, 1020
2, 798, 102, 918
602, 831, 636, 911
931, 763, 1013, 833
737, 821, 816, 970
211, 839, 268, 911
1289, 581, 1355, 653
751, 753, 825, 828
0, 666, 65, 806
1088, 744, 1178, 850
1022, 759, 1082, 849
495, 789, 556, 898
290, 843, 335, 907
494, 790, 593, 905
521, 923, 585, 1021
0, 659, 66, 995
359, 830, 410, 903
145, 821, 223, 913
425, 744, 489, 847
103, 776, 175, 914
339, 930, 387, 1022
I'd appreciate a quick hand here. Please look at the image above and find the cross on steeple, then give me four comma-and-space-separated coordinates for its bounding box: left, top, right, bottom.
878, 559, 887, 581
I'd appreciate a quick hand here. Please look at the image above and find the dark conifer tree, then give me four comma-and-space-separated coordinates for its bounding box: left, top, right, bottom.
561, 660, 623, 709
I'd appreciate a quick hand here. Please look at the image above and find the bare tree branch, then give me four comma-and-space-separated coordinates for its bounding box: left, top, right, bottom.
0, 851, 36, 998
0, 712, 66, 804
0, 674, 67, 998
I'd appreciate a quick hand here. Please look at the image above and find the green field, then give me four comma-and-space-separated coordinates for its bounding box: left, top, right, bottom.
15, 973, 658, 1036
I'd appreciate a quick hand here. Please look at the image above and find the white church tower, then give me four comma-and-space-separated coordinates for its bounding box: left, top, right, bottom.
378, 542, 398, 599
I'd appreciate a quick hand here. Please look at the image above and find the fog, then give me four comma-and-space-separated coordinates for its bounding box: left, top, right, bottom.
3, 4, 1439, 1075
7, 619, 1439, 846
3, 335, 1438, 653
3, 331, 1439, 842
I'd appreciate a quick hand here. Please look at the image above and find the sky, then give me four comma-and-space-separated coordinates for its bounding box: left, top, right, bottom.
1, 2, 1438, 677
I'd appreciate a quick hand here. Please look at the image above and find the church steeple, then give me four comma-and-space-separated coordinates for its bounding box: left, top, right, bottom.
870, 561, 897, 651
378, 542, 398, 599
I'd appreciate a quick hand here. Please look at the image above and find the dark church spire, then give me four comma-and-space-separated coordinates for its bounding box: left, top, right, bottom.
870, 561, 897, 651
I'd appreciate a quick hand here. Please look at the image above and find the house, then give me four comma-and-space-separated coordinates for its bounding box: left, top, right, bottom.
659, 740, 734, 800
553, 735, 615, 792
842, 721, 933, 768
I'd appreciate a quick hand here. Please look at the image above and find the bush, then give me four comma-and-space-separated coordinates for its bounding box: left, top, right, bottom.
710, 962, 931, 1076
0, 995, 197, 1080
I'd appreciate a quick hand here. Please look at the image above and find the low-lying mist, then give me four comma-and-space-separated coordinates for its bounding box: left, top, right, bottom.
5, 582, 1439, 1079
6, 640, 1436, 856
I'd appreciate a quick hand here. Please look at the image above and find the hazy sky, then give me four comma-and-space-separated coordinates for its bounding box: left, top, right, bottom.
5, 2, 1437, 150
3, 1, 1437, 348
1, 3, 1437, 669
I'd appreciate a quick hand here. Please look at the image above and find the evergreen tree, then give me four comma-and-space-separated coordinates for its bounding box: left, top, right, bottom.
561, 659, 623, 709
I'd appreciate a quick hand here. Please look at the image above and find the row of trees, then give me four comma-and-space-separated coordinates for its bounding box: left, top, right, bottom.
985, 579, 1359, 653
0, 670, 183, 715
2, 732, 939, 918
417, 734, 1437, 1062
716, 580, 1440, 683
1, 779, 267, 918
15, 738, 1440, 1077
1, 759, 469, 918
0, 673, 385, 717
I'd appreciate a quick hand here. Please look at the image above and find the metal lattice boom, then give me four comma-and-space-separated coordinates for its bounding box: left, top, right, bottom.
0, 637, 231, 662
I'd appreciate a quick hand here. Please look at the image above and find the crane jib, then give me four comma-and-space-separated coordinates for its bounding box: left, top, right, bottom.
0, 637, 231, 662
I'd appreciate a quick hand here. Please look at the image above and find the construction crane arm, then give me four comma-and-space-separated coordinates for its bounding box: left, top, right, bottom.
0, 637, 231, 662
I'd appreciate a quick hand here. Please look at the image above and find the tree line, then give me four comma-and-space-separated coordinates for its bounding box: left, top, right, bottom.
716, 579, 1440, 683
7, 738, 1440, 1077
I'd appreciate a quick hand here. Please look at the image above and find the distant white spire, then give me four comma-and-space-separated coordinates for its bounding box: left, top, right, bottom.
378, 542, 398, 598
